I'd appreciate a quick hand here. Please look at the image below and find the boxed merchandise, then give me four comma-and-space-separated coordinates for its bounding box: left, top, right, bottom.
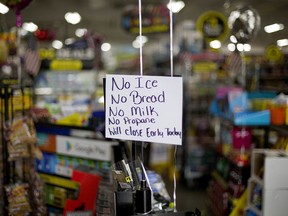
210, 88, 272, 126
232, 127, 252, 149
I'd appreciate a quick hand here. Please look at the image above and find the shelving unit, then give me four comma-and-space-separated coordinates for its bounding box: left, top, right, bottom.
35, 123, 118, 215
31, 42, 116, 215
181, 51, 228, 187
246, 149, 288, 216
33, 69, 99, 127
208, 112, 288, 215
0, 85, 47, 215
207, 87, 279, 215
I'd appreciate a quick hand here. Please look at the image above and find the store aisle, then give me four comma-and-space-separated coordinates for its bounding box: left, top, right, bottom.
164, 177, 211, 216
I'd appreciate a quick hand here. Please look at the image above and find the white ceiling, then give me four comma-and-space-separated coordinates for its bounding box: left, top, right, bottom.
2, 0, 288, 53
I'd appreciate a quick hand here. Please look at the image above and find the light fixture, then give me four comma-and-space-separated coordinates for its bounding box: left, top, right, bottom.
22, 22, 38, 32
209, 40, 221, 49
243, 44, 251, 52
227, 43, 236, 52
167, 0, 185, 13
98, 96, 105, 104
65, 38, 76, 45
65, 12, 81, 25
52, 40, 63, 49
234, 43, 251, 52
264, 23, 284, 33
277, 39, 288, 47
0, 3, 9, 14
136, 35, 148, 44
19, 29, 28, 37
230, 35, 237, 43
101, 43, 111, 52
132, 40, 141, 49
133, 35, 148, 48
237, 43, 244, 52
75, 28, 87, 37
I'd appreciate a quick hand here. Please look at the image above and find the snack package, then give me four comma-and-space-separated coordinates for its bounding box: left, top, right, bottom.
6, 117, 37, 161
5, 183, 32, 215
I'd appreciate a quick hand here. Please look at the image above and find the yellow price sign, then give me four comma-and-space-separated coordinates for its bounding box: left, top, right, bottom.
50, 59, 83, 70
39, 48, 56, 60
125, 176, 132, 183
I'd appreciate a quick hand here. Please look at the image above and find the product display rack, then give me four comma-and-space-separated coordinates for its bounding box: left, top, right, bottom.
34, 119, 118, 215
208, 83, 288, 215
207, 86, 272, 215
181, 51, 230, 187
30, 39, 122, 215
0, 86, 12, 215
0, 85, 46, 215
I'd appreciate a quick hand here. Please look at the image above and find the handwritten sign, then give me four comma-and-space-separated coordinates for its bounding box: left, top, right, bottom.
105, 75, 183, 145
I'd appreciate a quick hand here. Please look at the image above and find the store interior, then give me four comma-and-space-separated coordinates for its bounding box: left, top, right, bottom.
1, 0, 288, 215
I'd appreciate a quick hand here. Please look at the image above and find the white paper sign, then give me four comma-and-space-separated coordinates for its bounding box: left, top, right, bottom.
105, 74, 183, 145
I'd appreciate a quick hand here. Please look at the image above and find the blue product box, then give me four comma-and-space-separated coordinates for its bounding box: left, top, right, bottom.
228, 91, 248, 115
234, 110, 270, 126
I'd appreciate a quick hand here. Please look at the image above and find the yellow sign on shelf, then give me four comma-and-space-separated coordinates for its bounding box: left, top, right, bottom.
50, 59, 83, 70
39, 173, 80, 190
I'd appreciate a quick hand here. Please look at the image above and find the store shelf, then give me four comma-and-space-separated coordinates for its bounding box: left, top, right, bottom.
259, 86, 288, 94
246, 204, 262, 216
247, 74, 288, 81
270, 125, 288, 136
247, 149, 288, 216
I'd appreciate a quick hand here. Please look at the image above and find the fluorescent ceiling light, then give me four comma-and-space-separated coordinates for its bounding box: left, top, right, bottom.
98, 96, 104, 104
52, 40, 63, 49
264, 23, 284, 33
19, 28, 28, 36
22, 22, 38, 32
235, 43, 251, 52
75, 28, 87, 37
65, 38, 75, 45
133, 36, 148, 49
167, 1, 185, 13
209, 40, 221, 49
227, 43, 236, 52
65, 12, 81, 24
237, 44, 244, 52
101, 43, 111, 52
132, 40, 141, 49
0, 3, 9, 14
136, 35, 148, 44
230, 35, 237, 43
277, 39, 288, 47
244, 44, 251, 52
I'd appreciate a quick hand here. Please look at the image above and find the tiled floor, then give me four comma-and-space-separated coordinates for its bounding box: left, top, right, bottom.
164, 177, 212, 216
